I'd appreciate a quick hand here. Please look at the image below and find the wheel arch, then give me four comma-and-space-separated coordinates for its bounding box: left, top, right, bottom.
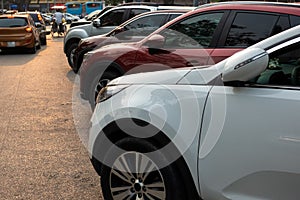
91, 118, 201, 199
81, 60, 125, 99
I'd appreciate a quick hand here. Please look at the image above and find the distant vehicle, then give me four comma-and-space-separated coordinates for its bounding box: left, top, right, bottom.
19, 11, 50, 45
84, 1, 104, 16
65, 2, 83, 17
41, 13, 51, 25
0, 14, 41, 53
65, 13, 80, 24
65, 1, 104, 18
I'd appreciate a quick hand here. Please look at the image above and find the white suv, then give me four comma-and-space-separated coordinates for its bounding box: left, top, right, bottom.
88, 24, 300, 199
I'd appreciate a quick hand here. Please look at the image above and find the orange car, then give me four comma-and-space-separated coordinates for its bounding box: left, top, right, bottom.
0, 14, 41, 54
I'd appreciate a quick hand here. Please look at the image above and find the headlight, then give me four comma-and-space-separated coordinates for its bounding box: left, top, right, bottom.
96, 85, 129, 104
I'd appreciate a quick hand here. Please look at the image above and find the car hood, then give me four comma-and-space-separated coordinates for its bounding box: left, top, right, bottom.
108, 62, 224, 86
89, 41, 138, 54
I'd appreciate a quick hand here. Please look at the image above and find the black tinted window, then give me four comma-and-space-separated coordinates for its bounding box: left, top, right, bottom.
271, 15, 290, 36
290, 15, 300, 27
162, 12, 224, 48
0, 18, 27, 27
101, 9, 125, 26
169, 13, 182, 21
124, 14, 167, 37
225, 13, 278, 47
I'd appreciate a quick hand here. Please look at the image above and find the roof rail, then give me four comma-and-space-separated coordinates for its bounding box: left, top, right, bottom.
196, 1, 300, 9
117, 2, 159, 7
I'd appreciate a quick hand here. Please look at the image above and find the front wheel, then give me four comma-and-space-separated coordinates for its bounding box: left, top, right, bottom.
88, 71, 119, 109
67, 42, 79, 68
100, 138, 186, 200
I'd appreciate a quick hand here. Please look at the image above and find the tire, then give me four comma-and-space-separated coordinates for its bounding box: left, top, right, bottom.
40, 36, 47, 45
29, 43, 37, 54
100, 138, 186, 200
72, 64, 79, 73
88, 71, 119, 109
67, 42, 79, 68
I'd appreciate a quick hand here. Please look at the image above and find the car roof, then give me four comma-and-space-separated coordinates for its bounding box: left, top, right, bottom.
172, 1, 300, 23
109, 5, 159, 9
18, 11, 42, 14
0, 14, 29, 19
196, 1, 300, 9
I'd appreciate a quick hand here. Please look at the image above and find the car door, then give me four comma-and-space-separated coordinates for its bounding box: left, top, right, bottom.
134, 11, 229, 70
199, 39, 300, 200
211, 11, 291, 64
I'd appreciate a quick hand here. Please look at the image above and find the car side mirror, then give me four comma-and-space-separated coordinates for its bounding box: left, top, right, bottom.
144, 34, 165, 49
222, 48, 269, 83
92, 18, 101, 28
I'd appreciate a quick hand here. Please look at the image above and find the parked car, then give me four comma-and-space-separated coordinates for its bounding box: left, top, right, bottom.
19, 11, 50, 45
71, 6, 115, 28
41, 13, 51, 25
89, 23, 300, 200
65, 13, 80, 24
71, 9, 189, 72
0, 14, 41, 53
80, 1, 300, 108
64, 5, 195, 67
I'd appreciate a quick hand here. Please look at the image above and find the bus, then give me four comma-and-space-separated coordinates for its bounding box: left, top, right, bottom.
65, 2, 83, 17
84, 2, 103, 15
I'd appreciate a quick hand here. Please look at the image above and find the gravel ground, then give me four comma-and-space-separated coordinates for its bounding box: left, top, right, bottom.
0, 35, 103, 199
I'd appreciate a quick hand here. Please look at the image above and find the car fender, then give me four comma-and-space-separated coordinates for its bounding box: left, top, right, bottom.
89, 84, 212, 196
64, 29, 89, 53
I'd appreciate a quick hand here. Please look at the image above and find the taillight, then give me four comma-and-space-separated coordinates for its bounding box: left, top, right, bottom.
38, 14, 43, 22
25, 27, 32, 32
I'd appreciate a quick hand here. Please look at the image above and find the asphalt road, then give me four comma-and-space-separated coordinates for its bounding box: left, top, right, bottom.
0, 35, 103, 199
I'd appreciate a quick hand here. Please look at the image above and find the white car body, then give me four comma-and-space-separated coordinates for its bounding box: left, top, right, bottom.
89, 25, 300, 199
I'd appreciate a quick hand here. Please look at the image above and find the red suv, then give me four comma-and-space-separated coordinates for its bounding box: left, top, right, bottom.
80, 1, 300, 107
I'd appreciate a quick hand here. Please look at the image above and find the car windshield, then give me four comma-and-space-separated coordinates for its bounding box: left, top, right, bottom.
0, 18, 27, 27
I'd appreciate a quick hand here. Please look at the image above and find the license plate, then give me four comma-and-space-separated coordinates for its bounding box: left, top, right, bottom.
7, 42, 15, 47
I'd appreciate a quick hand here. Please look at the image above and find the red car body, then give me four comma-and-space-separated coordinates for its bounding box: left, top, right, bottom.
80, 2, 300, 106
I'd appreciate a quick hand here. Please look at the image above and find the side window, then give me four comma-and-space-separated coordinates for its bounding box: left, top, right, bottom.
100, 9, 125, 26
225, 13, 279, 47
271, 15, 289, 36
168, 13, 182, 21
290, 15, 300, 27
251, 42, 300, 87
124, 14, 167, 36
129, 9, 151, 19
161, 12, 224, 48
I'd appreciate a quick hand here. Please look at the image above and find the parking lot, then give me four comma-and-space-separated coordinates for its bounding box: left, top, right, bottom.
0, 35, 103, 199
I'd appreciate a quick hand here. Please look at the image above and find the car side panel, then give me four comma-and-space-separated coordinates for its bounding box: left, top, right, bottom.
199, 86, 300, 200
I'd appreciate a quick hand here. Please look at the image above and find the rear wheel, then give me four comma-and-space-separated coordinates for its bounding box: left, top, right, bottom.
40, 36, 47, 45
100, 138, 186, 200
29, 43, 37, 54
